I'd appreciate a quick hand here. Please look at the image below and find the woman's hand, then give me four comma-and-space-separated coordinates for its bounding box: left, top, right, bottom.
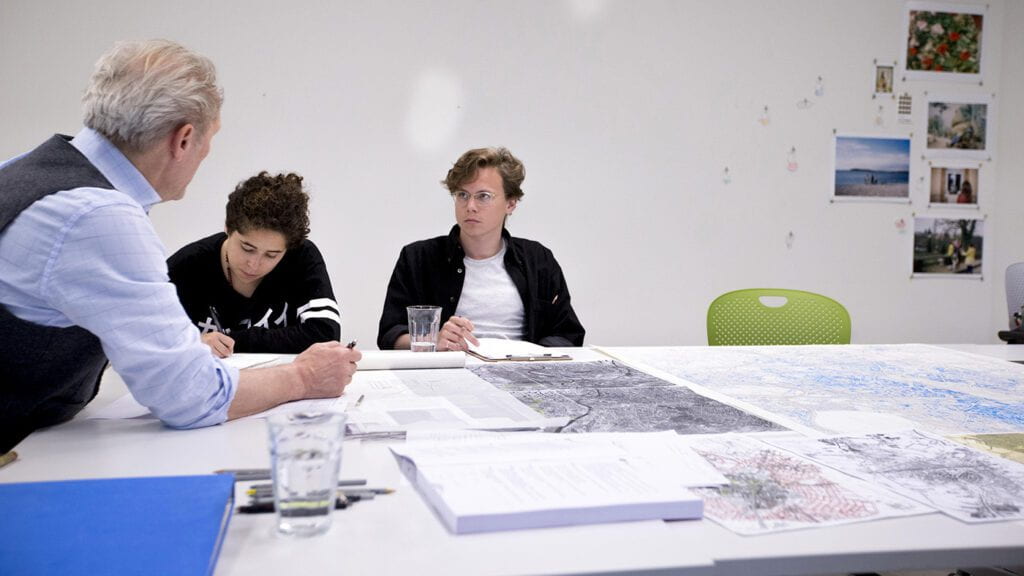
202, 331, 236, 358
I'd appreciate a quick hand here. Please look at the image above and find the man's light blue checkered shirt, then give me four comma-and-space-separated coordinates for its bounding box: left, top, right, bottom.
0, 128, 238, 428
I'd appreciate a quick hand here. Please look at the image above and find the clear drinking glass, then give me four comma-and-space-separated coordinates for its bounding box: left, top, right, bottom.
407, 305, 442, 352
267, 411, 347, 536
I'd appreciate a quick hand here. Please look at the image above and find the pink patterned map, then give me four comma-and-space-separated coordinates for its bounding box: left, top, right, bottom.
686, 435, 931, 535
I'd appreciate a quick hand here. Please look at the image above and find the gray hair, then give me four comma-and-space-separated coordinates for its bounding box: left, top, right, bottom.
82, 39, 223, 153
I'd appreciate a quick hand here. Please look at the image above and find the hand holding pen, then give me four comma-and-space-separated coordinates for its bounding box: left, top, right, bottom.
202, 306, 235, 358
292, 339, 362, 398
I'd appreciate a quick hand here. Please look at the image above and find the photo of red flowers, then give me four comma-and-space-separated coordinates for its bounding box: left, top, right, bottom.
902, 2, 985, 82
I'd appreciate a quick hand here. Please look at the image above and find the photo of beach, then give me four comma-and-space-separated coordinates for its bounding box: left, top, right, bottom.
833, 135, 910, 200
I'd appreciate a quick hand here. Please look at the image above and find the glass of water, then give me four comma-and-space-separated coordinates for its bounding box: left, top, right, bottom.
267, 411, 347, 537
407, 305, 441, 352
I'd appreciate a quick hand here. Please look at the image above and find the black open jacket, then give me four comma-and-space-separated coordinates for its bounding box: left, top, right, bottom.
377, 225, 585, 349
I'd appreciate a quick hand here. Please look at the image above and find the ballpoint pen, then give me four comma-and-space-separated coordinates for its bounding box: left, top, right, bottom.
214, 468, 272, 481
346, 339, 357, 349
213, 469, 369, 484
238, 495, 351, 514
248, 491, 377, 506
247, 486, 393, 497
208, 306, 225, 333
245, 479, 369, 493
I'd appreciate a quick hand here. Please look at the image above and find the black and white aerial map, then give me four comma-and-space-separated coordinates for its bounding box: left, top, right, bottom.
766, 430, 1024, 523
469, 360, 784, 434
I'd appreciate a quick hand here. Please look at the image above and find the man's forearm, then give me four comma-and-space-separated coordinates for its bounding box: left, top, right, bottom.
226, 364, 305, 420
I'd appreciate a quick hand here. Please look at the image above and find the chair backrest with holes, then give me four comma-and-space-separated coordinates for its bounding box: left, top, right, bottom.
707, 288, 851, 346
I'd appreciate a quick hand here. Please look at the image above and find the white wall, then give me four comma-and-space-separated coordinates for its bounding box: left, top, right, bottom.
2, 0, 1022, 348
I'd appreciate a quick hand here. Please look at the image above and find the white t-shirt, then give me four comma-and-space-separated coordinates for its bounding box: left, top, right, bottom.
454, 242, 525, 340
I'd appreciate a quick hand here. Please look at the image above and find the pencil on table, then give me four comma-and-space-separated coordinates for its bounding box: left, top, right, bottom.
0, 451, 18, 469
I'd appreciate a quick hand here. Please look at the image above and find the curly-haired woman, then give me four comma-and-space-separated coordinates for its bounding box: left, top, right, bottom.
168, 171, 341, 357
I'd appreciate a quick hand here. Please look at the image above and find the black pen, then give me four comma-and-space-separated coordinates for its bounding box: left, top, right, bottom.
245, 479, 369, 494
209, 306, 225, 333
238, 495, 350, 514
248, 487, 392, 498
215, 468, 271, 481
249, 487, 378, 502
346, 339, 357, 349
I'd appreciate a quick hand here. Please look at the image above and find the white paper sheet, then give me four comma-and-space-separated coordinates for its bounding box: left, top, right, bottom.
221, 353, 285, 370
344, 369, 561, 433
357, 350, 465, 370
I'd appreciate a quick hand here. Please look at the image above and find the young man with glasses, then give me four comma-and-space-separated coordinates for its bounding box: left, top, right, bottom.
377, 147, 585, 351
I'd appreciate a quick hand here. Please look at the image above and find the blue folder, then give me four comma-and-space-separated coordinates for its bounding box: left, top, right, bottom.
0, 474, 234, 576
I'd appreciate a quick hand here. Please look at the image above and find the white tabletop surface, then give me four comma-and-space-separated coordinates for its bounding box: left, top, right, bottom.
3, 344, 1023, 575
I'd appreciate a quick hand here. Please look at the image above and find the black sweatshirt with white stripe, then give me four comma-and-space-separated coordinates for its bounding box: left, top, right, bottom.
167, 232, 341, 353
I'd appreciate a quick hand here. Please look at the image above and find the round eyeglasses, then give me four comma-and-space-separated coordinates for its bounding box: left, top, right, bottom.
452, 191, 498, 206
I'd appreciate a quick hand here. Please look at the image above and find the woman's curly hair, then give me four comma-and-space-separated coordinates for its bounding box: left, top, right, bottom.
225, 171, 310, 248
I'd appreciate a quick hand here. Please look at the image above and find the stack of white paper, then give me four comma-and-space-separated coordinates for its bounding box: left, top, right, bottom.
391, 431, 704, 534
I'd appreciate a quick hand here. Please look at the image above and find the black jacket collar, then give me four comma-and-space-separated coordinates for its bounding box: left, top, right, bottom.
445, 224, 522, 266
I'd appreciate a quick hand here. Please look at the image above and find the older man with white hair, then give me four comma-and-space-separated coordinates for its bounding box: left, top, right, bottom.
0, 39, 360, 453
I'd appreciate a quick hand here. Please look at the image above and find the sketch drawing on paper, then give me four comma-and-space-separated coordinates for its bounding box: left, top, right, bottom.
684, 435, 930, 535
468, 361, 784, 434
606, 345, 1024, 435
766, 430, 1024, 523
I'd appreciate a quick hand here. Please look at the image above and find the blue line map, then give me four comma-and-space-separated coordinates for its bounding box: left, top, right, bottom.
604, 345, 1024, 435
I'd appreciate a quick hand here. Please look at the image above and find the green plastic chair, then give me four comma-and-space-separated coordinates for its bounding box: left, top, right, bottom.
707, 288, 851, 346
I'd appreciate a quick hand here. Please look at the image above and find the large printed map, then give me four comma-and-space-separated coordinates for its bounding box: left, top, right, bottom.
468, 360, 784, 434
603, 345, 1024, 435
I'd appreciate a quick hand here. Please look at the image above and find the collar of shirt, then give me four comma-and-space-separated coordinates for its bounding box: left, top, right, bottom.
70, 127, 161, 213
446, 224, 524, 267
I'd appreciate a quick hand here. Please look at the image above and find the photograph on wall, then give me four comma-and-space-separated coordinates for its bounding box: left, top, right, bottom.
901, 2, 985, 83
924, 95, 992, 160
875, 64, 895, 96
832, 134, 910, 203
928, 161, 980, 207
912, 216, 984, 277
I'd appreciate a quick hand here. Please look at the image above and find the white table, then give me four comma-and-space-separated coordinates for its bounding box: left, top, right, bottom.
3, 345, 1023, 575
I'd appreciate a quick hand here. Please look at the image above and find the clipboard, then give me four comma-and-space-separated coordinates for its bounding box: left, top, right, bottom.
467, 350, 572, 362
466, 338, 573, 362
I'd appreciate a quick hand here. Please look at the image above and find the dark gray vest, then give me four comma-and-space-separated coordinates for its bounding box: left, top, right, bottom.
0, 135, 114, 452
